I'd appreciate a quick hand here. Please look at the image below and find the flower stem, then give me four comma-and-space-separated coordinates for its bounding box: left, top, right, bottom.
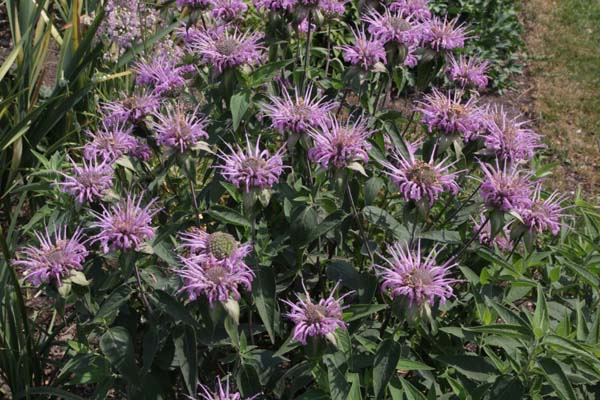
346, 182, 374, 264
134, 265, 153, 315
448, 215, 490, 264
301, 11, 313, 91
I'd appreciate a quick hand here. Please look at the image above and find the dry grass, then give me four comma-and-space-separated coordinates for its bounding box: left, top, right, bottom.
522, 0, 600, 199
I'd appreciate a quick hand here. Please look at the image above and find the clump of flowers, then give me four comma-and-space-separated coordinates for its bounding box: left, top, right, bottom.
375, 240, 457, 306
210, 0, 248, 21
133, 55, 190, 96
416, 89, 484, 141
479, 160, 532, 212
446, 54, 490, 89
101, 93, 159, 125
253, 0, 296, 12
189, 29, 264, 73
381, 141, 460, 204
307, 117, 372, 169
13, 227, 88, 286
90, 194, 159, 253
340, 29, 387, 70
283, 282, 352, 344
260, 85, 337, 135
151, 106, 209, 152
216, 136, 286, 192
390, 0, 431, 21
56, 157, 114, 203
362, 9, 422, 46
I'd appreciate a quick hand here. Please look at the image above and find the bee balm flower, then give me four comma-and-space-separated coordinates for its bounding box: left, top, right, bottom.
56, 157, 114, 203
339, 29, 387, 70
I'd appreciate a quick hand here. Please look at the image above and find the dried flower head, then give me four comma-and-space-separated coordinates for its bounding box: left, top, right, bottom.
375, 240, 457, 306
13, 226, 88, 286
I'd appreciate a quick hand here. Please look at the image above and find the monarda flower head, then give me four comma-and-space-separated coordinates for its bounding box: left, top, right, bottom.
177, 255, 254, 304
421, 16, 469, 51
100, 0, 158, 57
101, 93, 159, 126
133, 55, 189, 97
198, 376, 259, 400
56, 157, 114, 203
339, 29, 387, 71
389, 0, 431, 21
483, 106, 543, 163
479, 160, 532, 212
216, 136, 286, 192
380, 141, 459, 205
260, 84, 337, 135
253, 0, 296, 12
90, 194, 159, 253
517, 184, 568, 236
82, 122, 138, 161
375, 240, 457, 306
320, 0, 346, 17
210, 0, 248, 21
446, 54, 490, 89
189, 29, 264, 73
179, 228, 252, 269
307, 116, 372, 169
176, 0, 211, 8
416, 89, 484, 141
362, 9, 422, 46
13, 226, 88, 286
283, 282, 352, 344
151, 106, 209, 152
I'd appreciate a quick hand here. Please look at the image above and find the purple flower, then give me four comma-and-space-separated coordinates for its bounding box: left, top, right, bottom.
198, 376, 259, 400
179, 228, 252, 268
151, 106, 209, 152
472, 215, 513, 252
133, 55, 188, 96
216, 136, 286, 192
82, 122, 138, 161
176, 0, 211, 8
100, 0, 158, 57
362, 9, 422, 46
177, 255, 254, 304
404, 44, 419, 67
517, 184, 568, 235
375, 240, 457, 306
297, 17, 316, 33
131, 139, 153, 161
483, 106, 543, 162
389, 0, 431, 21
90, 194, 159, 253
101, 93, 159, 125
479, 160, 532, 212
416, 89, 484, 140
446, 54, 489, 89
282, 282, 352, 344
381, 141, 459, 205
253, 0, 296, 12
56, 157, 114, 203
339, 29, 387, 70
210, 0, 248, 21
320, 0, 346, 17
189, 29, 264, 73
13, 226, 88, 286
422, 16, 469, 51
307, 116, 372, 169
259, 84, 338, 135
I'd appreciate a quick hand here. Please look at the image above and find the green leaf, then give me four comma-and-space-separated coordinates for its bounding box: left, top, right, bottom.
324, 355, 350, 400
100, 327, 139, 386
17, 387, 87, 400
463, 324, 533, 340
364, 177, 384, 205
150, 290, 201, 329
250, 59, 294, 85
230, 91, 251, 131
399, 377, 428, 400
205, 207, 251, 228
343, 304, 388, 322
538, 357, 576, 400
486, 376, 523, 400
173, 326, 198, 397
252, 266, 278, 344
373, 339, 401, 399
532, 283, 549, 339
302, 210, 346, 245
396, 359, 434, 371
437, 355, 498, 382
362, 206, 410, 240
543, 335, 599, 365
93, 285, 132, 323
